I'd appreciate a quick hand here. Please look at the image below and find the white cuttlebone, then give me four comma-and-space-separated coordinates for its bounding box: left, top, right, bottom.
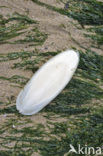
16, 50, 79, 115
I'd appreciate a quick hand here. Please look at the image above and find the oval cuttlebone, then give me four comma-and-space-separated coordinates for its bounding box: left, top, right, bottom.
16, 50, 79, 115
